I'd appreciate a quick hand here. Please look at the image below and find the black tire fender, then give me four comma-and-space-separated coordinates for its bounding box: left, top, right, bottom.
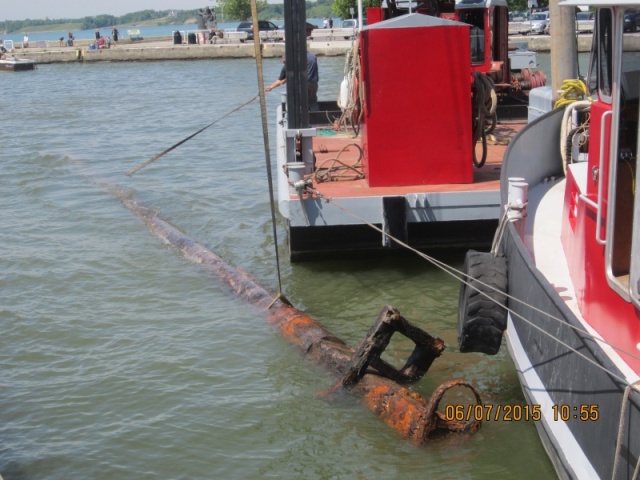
458, 250, 508, 355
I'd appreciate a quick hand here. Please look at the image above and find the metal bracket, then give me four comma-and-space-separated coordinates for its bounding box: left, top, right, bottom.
341, 305, 445, 387
285, 127, 316, 175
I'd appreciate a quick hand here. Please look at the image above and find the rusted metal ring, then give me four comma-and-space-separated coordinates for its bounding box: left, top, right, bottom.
427, 379, 483, 434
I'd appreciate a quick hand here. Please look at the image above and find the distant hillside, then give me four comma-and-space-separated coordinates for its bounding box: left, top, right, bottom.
8, 22, 84, 34
0, 10, 198, 34
0, 3, 334, 34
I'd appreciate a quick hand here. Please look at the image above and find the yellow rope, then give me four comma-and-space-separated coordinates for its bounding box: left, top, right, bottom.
554, 79, 592, 108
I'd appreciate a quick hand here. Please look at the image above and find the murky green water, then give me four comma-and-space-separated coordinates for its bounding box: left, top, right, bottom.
0, 57, 556, 479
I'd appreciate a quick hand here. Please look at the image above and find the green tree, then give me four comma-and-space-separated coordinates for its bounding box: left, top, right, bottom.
219, 0, 268, 21
332, 0, 380, 20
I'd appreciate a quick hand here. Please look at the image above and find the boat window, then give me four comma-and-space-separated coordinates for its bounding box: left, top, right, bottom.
587, 20, 598, 96
492, 6, 508, 67
596, 8, 613, 101
609, 24, 638, 297
613, 46, 640, 307
630, 106, 640, 306
460, 9, 485, 64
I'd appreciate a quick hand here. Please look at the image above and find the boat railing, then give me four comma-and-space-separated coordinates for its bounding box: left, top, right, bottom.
579, 111, 611, 245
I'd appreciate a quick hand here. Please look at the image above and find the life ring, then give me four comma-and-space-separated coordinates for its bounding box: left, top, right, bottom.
457, 250, 508, 355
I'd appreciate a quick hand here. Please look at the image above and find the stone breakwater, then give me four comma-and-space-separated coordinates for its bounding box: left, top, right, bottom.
10, 33, 640, 64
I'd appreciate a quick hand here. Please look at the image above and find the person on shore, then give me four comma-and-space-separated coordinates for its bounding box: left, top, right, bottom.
266, 51, 319, 111
112, 27, 119, 44
23, 34, 29, 48
329, 17, 334, 28
323, 17, 329, 28
68, 32, 75, 47
95, 29, 100, 40
208, 28, 221, 44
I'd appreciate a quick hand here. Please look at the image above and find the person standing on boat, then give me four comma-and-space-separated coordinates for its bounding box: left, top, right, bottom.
266, 51, 319, 111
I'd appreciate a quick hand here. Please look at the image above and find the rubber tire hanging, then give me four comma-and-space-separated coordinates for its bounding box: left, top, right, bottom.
458, 250, 508, 355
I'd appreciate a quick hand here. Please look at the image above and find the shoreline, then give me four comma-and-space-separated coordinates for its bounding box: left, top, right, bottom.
8, 33, 640, 64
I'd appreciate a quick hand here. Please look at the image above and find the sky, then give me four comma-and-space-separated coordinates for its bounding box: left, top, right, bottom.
3, 1, 218, 21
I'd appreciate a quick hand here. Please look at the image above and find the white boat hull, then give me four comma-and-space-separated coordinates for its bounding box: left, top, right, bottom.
500, 109, 640, 479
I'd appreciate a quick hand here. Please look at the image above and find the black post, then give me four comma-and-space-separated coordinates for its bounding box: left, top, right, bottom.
283, 0, 309, 129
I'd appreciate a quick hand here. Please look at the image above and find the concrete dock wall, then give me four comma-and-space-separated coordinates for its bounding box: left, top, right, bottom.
10, 33, 640, 64
13, 37, 357, 64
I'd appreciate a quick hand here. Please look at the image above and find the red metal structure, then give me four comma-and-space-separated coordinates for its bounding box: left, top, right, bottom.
369, 0, 546, 94
455, 0, 509, 87
360, 15, 473, 187
274, 0, 546, 260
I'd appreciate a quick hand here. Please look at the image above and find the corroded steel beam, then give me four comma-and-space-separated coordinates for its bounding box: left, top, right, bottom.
119, 196, 482, 444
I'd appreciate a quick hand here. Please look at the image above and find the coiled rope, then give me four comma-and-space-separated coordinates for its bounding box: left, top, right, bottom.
555, 79, 592, 173
472, 72, 497, 168
338, 41, 365, 138
312, 143, 365, 183
554, 78, 592, 109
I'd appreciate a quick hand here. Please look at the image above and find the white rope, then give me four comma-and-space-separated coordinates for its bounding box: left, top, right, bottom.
306, 186, 640, 387
612, 381, 640, 480
559, 100, 591, 174
491, 209, 511, 256
337, 40, 364, 137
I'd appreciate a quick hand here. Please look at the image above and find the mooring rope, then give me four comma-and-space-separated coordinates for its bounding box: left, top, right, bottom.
337, 41, 365, 138
611, 381, 640, 480
249, 0, 290, 306
304, 185, 640, 387
125, 94, 259, 177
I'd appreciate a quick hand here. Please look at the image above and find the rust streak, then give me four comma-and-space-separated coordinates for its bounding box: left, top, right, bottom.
118, 194, 482, 444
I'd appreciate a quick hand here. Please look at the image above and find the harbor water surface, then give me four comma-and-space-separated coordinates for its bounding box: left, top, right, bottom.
1, 56, 561, 479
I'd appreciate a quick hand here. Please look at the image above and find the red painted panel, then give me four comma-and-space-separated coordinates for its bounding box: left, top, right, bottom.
562, 101, 640, 372
586, 101, 612, 201
366, 7, 385, 25
562, 168, 587, 307
360, 20, 473, 187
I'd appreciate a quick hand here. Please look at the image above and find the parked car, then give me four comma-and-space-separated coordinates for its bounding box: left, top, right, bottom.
341, 18, 368, 28
529, 11, 550, 35
576, 11, 595, 33
236, 20, 280, 40
236, 20, 315, 40
624, 10, 640, 32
